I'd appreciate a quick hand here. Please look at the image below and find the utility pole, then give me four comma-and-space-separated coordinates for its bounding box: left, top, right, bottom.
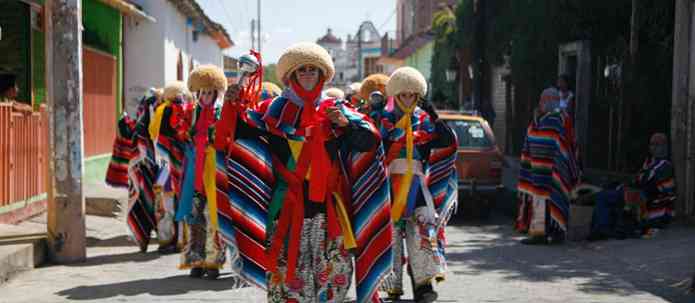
47, 0, 86, 263
357, 26, 362, 80
257, 0, 262, 54
672, 0, 694, 218
251, 19, 256, 50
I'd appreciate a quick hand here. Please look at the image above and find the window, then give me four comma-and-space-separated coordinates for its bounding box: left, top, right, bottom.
177, 52, 183, 81
446, 119, 492, 149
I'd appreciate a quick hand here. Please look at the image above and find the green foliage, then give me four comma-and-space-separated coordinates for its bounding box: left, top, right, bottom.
431, 0, 675, 169
263, 64, 283, 88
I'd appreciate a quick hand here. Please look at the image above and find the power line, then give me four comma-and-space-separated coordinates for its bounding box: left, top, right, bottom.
216, 0, 237, 31
377, 8, 397, 32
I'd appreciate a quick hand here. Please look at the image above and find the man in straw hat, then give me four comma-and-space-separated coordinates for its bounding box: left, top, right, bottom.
175, 65, 228, 279
106, 88, 161, 254
359, 73, 390, 119
147, 81, 195, 254
516, 87, 581, 245
217, 42, 392, 303
377, 66, 457, 302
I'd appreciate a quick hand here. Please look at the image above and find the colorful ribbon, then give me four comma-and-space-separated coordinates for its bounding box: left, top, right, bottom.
149, 100, 171, 141
391, 97, 417, 221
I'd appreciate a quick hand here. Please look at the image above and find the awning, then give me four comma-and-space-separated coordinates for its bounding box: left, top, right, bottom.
98, 0, 156, 23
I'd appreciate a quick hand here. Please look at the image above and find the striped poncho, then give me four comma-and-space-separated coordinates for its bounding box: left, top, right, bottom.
516, 110, 580, 237
106, 95, 160, 249
635, 157, 676, 225
216, 93, 392, 303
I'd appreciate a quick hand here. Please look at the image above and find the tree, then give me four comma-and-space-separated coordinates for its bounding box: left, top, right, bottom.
263, 64, 283, 88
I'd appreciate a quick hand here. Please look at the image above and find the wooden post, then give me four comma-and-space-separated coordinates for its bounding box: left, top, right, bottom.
46, 0, 86, 263
671, 0, 693, 218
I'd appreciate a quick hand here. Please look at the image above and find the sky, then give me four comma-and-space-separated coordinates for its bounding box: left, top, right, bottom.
197, 0, 398, 64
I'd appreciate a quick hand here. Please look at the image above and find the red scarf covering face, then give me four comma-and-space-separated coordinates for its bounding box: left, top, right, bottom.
288, 77, 330, 202
267, 77, 345, 283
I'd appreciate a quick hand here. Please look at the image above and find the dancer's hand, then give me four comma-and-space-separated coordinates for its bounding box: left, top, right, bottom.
326, 106, 349, 127
224, 84, 242, 104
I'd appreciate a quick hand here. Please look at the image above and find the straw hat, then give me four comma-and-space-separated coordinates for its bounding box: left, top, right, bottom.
162, 81, 192, 101
276, 42, 335, 84
188, 64, 227, 92
261, 82, 282, 99
360, 73, 389, 100
348, 82, 362, 94
386, 67, 427, 97
324, 87, 345, 99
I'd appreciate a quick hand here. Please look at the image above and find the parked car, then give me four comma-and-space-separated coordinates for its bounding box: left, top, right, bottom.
438, 111, 505, 219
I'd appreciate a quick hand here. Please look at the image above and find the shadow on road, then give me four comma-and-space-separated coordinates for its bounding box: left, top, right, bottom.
85, 235, 133, 247
55, 274, 249, 300
59, 250, 162, 267
444, 213, 694, 303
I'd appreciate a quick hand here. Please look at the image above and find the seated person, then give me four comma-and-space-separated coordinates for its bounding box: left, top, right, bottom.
589, 133, 676, 240
0, 73, 18, 102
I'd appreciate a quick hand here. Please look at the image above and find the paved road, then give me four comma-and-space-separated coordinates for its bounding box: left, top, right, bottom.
1, 212, 694, 303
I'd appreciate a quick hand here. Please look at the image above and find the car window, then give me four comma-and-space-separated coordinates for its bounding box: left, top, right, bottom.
445, 119, 492, 148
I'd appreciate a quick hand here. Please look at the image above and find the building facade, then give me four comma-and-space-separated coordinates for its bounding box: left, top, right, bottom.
123, 0, 232, 115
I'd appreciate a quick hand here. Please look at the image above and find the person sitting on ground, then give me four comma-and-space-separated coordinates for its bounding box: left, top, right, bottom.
588, 133, 676, 241
0, 73, 18, 102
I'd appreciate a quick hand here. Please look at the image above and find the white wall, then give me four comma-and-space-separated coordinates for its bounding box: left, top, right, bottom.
123, 0, 167, 116
161, 1, 191, 84
123, 0, 226, 115
190, 33, 223, 68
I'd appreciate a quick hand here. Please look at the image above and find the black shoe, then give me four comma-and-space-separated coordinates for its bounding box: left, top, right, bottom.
520, 236, 548, 245
204, 269, 220, 280
189, 268, 204, 278
157, 244, 178, 255
416, 290, 438, 303
587, 232, 607, 242
387, 290, 403, 301
139, 242, 148, 253
549, 234, 565, 245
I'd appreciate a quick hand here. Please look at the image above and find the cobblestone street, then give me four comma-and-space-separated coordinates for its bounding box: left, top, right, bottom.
2, 212, 693, 303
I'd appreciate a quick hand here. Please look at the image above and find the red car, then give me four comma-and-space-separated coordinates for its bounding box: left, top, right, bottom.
438, 111, 505, 218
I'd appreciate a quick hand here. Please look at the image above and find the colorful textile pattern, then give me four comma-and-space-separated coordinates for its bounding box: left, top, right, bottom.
348, 137, 392, 303
179, 194, 227, 269
126, 96, 160, 249
219, 92, 391, 303
152, 100, 192, 196
106, 115, 137, 188
636, 158, 676, 225
267, 214, 353, 303
427, 134, 459, 260
219, 137, 274, 289
382, 206, 445, 294
428, 136, 459, 227
176, 101, 228, 269
516, 111, 580, 237
379, 107, 434, 162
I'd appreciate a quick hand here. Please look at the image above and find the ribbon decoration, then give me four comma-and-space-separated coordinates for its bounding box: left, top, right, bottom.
391, 97, 418, 221
203, 146, 219, 235
215, 50, 264, 154
149, 100, 171, 141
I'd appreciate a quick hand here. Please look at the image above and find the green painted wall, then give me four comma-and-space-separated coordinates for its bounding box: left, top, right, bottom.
32, 28, 46, 107
405, 41, 434, 82
82, 0, 123, 116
